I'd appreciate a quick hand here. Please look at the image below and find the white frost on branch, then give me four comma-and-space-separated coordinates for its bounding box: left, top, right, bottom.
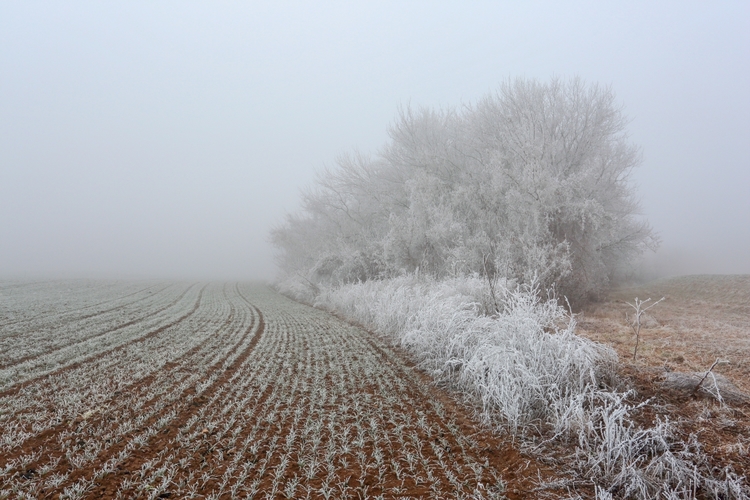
272, 77, 658, 304
306, 275, 747, 499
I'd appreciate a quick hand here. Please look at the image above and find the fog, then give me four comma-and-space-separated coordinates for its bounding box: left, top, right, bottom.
1, 2, 748, 281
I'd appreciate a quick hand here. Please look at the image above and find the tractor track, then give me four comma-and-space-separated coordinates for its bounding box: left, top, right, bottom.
0, 282, 168, 330
0, 284, 206, 398
0, 284, 180, 368
0, 282, 565, 500
53, 293, 266, 498
0, 284, 267, 499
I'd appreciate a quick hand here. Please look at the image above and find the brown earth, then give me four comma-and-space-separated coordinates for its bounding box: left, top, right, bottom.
9, 275, 747, 499
0, 283, 572, 499
577, 274, 750, 482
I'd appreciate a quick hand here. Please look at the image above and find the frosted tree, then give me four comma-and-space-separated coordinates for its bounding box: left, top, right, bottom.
271, 77, 657, 304
467, 78, 658, 301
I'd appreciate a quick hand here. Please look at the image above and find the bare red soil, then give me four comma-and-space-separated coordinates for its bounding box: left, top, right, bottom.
577, 275, 750, 483
1, 283, 569, 499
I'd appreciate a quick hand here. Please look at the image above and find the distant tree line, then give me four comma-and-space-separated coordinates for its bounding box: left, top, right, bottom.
271, 78, 657, 304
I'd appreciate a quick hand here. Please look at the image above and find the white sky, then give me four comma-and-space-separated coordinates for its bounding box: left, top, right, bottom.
1, 1, 748, 281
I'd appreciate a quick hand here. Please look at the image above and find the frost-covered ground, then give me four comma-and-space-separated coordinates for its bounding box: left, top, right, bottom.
1, 280, 562, 499
3, 278, 747, 499
277, 274, 749, 499
579, 275, 750, 394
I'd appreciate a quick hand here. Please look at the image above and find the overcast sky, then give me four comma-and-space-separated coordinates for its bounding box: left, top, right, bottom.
1, 1, 748, 281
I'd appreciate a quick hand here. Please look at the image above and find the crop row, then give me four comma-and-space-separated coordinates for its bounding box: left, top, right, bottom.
0, 286, 188, 370
1, 284, 258, 478
0, 281, 162, 332
0, 283, 516, 499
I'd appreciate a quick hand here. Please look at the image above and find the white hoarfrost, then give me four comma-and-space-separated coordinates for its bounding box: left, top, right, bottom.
1, 281, 514, 498
314, 276, 615, 436
293, 274, 748, 499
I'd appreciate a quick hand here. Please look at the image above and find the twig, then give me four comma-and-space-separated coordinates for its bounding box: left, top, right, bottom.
691, 358, 720, 397
295, 271, 320, 295
482, 253, 500, 314
625, 296, 665, 361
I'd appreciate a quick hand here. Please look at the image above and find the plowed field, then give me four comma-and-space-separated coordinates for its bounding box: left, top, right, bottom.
0, 281, 556, 499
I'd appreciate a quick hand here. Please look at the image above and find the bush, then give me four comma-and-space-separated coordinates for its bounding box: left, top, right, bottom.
272, 78, 658, 305
286, 274, 747, 499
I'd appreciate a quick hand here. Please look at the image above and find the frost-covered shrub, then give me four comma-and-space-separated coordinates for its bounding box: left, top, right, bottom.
315, 274, 491, 336
275, 273, 319, 305
559, 390, 747, 499
316, 275, 616, 435
272, 78, 658, 305
294, 274, 748, 499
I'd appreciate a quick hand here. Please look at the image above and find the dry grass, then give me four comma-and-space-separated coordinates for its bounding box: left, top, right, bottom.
576, 275, 750, 494
578, 274, 750, 395
308, 275, 749, 498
